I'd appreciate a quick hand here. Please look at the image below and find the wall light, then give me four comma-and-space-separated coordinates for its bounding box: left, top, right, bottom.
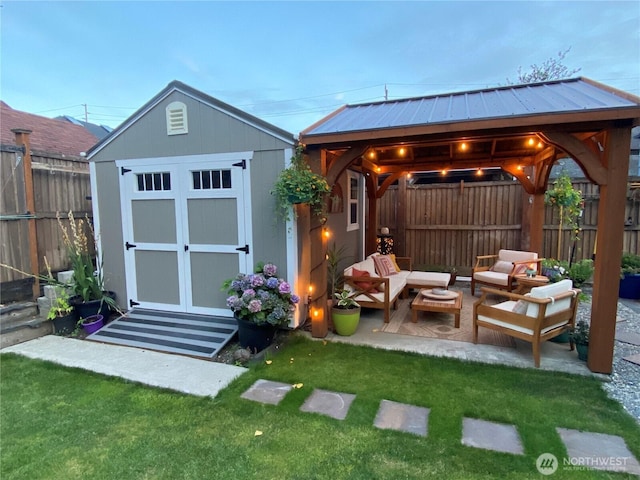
476, 168, 483, 176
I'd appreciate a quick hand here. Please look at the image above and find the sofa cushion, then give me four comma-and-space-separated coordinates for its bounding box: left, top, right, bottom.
374, 255, 398, 277
352, 267, 378, 293
355, 274, 404, 304
526, 279, 573, 318
406, 271, 450, 288
490, 260, 514, 274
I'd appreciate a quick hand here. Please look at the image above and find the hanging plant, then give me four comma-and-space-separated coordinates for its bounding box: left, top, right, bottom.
545, 172, 584, 260
271, 146, 330, 222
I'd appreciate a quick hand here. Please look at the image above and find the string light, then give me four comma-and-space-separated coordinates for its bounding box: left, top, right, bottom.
476, 168, 483, 176
460, 142, 468, 151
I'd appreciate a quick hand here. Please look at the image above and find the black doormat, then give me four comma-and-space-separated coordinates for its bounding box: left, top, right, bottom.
86, 309, 238, 359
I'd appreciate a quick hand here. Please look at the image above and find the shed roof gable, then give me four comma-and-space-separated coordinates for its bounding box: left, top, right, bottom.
88, 81, 295, 158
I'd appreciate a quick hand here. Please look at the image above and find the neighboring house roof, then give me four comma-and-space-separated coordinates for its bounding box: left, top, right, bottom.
88, 80, 296, 158
54, 115, 113, 140
302, 77, 640, 140
1, 101, 99, 157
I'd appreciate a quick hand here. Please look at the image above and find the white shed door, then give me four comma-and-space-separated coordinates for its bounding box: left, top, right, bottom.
118, 154, 253, 316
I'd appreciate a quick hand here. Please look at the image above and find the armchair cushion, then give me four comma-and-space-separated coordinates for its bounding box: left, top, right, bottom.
526, 279, 574, 317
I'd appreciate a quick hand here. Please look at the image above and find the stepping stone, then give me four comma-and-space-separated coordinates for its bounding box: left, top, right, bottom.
557, 428, 640, 476
240, 379, 292, 405
461, 418, 524, 455
300, 389, 355, 420
623, 353, 640, 366
615, 328, 640, 346
374, 399, 430, 436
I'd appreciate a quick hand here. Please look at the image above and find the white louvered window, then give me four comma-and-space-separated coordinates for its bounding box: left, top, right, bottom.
166, 101, 188, 135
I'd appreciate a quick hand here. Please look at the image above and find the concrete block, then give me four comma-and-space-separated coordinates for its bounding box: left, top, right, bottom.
57, 271, 74, 284
44, 285, 64, 300
37, 296, 52, 320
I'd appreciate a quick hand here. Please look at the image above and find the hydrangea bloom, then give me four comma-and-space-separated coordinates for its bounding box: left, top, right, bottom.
222, 262, 299, 327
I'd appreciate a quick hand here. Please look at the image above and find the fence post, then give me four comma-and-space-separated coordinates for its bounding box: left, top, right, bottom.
11, 129, 39, 300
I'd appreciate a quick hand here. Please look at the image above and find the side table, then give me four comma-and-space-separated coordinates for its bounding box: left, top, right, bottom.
514, 274, 549, 294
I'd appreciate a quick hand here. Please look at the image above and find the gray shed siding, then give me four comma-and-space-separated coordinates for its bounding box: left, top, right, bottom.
90, 89, 295, 311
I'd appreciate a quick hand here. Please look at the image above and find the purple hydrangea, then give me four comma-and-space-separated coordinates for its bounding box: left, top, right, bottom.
266, 277, 279, 289
278, 281, 291, 294
263, 263, 277, 277
248, 299, 262, 313
250, 274, 264, 287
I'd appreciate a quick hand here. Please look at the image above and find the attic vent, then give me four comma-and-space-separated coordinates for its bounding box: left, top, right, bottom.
166, 101, 188, 135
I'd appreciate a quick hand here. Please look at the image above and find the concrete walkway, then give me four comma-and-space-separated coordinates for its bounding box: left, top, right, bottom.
2, 335, 246, 397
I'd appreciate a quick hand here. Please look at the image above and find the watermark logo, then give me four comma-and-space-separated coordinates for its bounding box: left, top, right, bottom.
536, 453, 559, 475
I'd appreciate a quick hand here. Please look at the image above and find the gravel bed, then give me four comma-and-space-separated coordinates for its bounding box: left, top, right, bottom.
577, 287, 640, 424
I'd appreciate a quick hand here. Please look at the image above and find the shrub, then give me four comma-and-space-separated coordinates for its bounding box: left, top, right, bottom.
568, 259, 594, 287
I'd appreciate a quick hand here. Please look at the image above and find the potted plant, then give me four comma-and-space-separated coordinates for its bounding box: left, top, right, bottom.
222, 262, 299, 352
47, 292, 77, 335
271, 145, 330, 222
619, 253, 640, 299
541, 258, 569, 283
80, 314, 105, 335
569, 319, 589, 361
568, 259, 594, 288
58, 211, 117, 319
331, 289, 361, 336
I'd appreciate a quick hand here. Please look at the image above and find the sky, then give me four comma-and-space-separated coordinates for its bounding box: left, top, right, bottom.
1, 1, 639, 136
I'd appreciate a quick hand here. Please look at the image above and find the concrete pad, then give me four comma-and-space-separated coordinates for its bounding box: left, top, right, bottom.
299, 388, 355, 420
241, 379, 292, 405
623, 353, 640, 366
557, 427, 640, 475
1, 335, 247, 398
615, 328, 640, 346
622, 353, 640, 366
374, 399, 429, 436
462, 417, 524, 455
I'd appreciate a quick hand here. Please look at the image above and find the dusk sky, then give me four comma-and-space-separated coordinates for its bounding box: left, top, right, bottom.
1, 1, 638, 136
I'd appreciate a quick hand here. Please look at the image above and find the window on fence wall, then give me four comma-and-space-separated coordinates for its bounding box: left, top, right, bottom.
347, 171, 360, 231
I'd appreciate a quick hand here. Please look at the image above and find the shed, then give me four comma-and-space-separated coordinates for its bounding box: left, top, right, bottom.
87, 81, 302, 329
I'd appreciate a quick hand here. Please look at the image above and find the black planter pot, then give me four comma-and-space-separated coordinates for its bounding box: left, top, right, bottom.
576, 343, 588, 361
52, 311, 78, 335
235, 317, 277, 353
70, 291, 116, 321
619, 274, 640, 300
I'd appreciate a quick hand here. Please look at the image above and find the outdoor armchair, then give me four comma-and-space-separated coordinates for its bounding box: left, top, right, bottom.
472, 279, 580, 368
471, 249, 542, 295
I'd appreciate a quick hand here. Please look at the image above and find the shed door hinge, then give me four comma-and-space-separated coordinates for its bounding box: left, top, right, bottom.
235, 244, 250, 254
129, 299, 140, 308
232, 159, 246, 169
125, 241, 137, 250
121, 167, 132, 175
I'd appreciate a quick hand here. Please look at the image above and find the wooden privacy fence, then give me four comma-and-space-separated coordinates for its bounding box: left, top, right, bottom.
377, 178, 640, 275
0, 146, 92, 301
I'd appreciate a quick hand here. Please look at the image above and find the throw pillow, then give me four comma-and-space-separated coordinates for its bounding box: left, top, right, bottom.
351, 267, 379, 293
490, 260, 514, 274
512, 299, 529, 314
513, 263, 530, 275
389, 254, 402, 272
373, 255, 398, 277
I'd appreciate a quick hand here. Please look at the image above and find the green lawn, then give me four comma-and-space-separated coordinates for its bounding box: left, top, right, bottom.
2, 336, 639, 479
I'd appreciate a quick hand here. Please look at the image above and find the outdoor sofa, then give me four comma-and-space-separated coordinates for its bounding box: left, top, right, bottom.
343, 253, 451, 323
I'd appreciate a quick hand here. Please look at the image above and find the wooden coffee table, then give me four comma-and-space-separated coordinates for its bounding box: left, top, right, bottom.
411, 289, 462, 328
